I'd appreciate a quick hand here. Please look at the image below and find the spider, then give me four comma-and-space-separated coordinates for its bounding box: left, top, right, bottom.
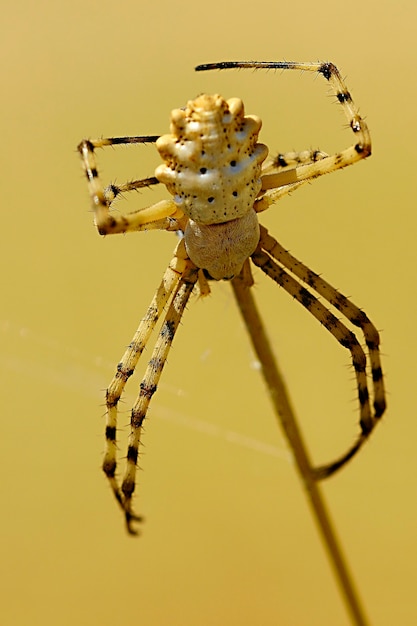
78, 61, 386, 535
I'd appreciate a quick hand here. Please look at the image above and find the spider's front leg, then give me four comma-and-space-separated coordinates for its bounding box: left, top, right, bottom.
262, 148, 329, 176
77, 136, 185, 235
196, 61, 371, 191
103, 239, 199, 534
254, 150, 330, 213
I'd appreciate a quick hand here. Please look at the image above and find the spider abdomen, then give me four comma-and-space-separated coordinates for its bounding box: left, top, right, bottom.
184, 209, 260, 280
155, 94, 268, 225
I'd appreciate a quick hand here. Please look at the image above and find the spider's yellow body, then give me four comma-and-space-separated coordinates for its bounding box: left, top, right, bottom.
78, 61, 386, 534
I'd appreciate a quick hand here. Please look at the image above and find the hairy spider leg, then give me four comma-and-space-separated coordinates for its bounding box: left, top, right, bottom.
251, 226, 385, 475
102, 238, 199, 533
196, 61, 371, 192
77, 136, 185, 235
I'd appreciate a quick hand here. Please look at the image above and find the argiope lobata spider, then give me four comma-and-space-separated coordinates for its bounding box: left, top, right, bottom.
78, 61, 386, 535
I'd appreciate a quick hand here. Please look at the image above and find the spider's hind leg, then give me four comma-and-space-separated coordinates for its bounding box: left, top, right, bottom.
251, 225, 386, 478
117, 241, 199, 534
102, 239, 198, 534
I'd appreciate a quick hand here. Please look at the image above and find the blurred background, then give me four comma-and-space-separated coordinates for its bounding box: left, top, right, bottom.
2, 1, 415, 624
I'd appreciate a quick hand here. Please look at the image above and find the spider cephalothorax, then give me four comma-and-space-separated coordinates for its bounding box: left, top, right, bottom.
155, 94, 268, 224
155, 95, 268, 279
78, 61, 385, 534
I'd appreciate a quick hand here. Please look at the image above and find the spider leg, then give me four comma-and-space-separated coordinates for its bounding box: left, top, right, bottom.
196, 61, 371, 190
262, 149, 329, 176
254, 150, 330, 212
87, 136, 160, 146
102, 239, 197, 533
120, 246, 200, 534
78, 137, 185, 235
251, 225, 386, 477
103, 179, 188, 232
260, 226, 386, 421
104, 177, 160, 203
254, 180, 311, 213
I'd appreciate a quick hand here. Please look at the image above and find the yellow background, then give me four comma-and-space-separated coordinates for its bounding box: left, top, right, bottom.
2, 1, 415, 624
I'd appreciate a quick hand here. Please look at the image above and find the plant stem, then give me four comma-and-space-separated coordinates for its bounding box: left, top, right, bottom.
231, 266, 369, 626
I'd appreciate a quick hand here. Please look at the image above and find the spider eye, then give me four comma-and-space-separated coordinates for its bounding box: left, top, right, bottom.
207, 196, 215, 203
